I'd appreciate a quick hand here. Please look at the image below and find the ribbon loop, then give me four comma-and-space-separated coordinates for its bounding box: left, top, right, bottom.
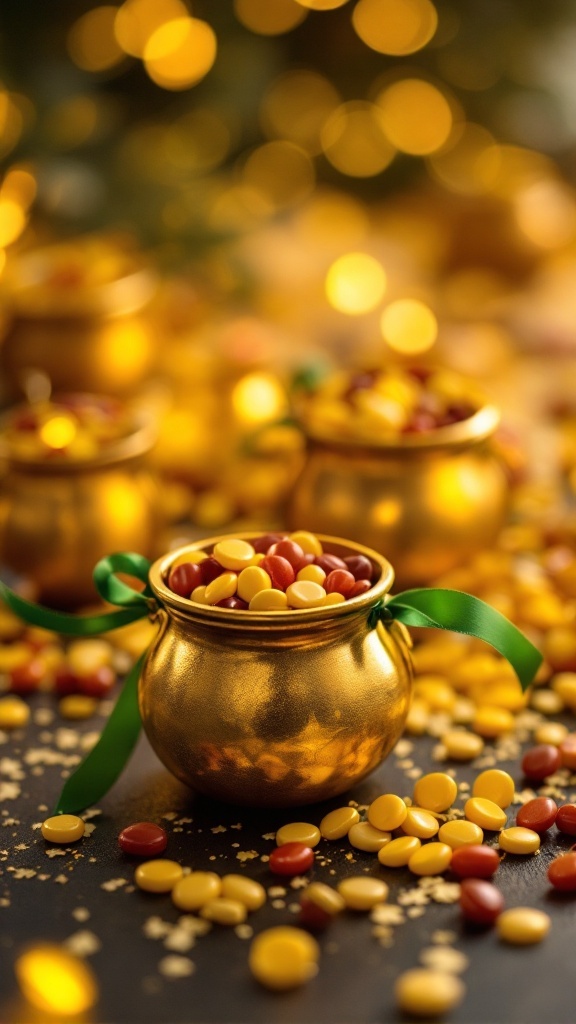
373, 587, 542, 692
93, 552, 154, 610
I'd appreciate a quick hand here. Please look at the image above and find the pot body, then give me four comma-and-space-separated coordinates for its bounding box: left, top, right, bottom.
140, 536, 413, 807
0, 459, 159, 607
287, 416, 508, 589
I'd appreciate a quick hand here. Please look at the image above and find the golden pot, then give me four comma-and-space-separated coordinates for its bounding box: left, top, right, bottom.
141, 534, 413, 807
286, 404, 508, 589
1, 242, 158, 397
0, 416, 160, 608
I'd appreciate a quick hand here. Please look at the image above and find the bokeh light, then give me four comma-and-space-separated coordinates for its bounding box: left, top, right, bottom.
40, 415, 78, 450
234, 0, 308, 35
144, 17, 217, 90
114, 0, 189, 57
380, 298, 438, 353
352, 0, 438, 56
242, 141, 315, 210
514, 180, 576, 250
15, 944, 98, 1017
427, 123, 501, 194
295, 190, 369, 248
0, 198, 27, 247
0, 91, 24, 159
321, 101, 395, 177
260, 71, 340, 155
326, 252, 387, 314
68, 6, 126, 72
294, 0, 351, 8
377, 78, 454, 155
232, 372, 288, 424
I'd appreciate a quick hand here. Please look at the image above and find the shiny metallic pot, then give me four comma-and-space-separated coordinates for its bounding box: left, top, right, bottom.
287, 404, 508, 589
141, 534, 413, 807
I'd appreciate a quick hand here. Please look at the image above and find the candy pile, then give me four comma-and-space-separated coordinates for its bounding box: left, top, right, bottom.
165, 531, 379, 611
296, 366, 482, 443
2, 394, 137, 462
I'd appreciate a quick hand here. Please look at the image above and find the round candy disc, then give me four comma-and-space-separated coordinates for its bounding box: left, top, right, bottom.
118, 822, 168, 857
269, 841, 315, 875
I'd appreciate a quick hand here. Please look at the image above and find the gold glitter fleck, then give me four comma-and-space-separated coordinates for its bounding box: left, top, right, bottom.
158, 955, 195, 979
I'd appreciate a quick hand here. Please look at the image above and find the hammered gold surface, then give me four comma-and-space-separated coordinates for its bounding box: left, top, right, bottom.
140, 534, 413, 807
287, 405, 508, 589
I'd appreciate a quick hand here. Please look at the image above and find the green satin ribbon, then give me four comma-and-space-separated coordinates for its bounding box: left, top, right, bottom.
0, 554, 542, 815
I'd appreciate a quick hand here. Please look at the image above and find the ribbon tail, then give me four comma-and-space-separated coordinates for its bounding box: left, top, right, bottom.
54, 652, 146, 814
386, 588, 542, 692
0, 579, 148, 635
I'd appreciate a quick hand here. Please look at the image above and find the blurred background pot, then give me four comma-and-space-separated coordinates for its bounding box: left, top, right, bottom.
141, 534, 413, 807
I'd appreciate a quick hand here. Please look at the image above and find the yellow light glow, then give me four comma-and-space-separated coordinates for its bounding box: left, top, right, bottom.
232, 373, 287, 425
209, 184, 272, 231
380, 299, 438, 353
377, 79, 453, 155
487, 145, 556, 201
0, 92, 23, 158
321, 101, 395, 177
514, 180, 576, 250
68, 6, 125, 71
242, 141, 315, 209
260, 70, 340, 155
295, 0, 350, 8
326, 252, 387, 315
15, 944, 98, 1016
100, 321, 153, 387
372, 498, 401, 527
352, 0, 437, 55
114, 0, 188, 57
234, 0, 308, 35
296, 190, 369, 246
0, 198, 26, 247
39, 415, 78, 450
144, 17, 217, 90
1, 166, 36, 208
427, 122, 500, 194
44, 96, 99, 149
166, 110, 231, 173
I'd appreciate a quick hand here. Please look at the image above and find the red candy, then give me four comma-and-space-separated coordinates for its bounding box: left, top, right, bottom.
118, 822, 168, 857
168, 562, 203, 597
79, 665, 116, 698
10, 658, 45, 694
200, 557, 225, 585
252, 533, 285, 554
314, 553, 347, 574
516, 797, 557, 834
299, 898, 332, 931
521, 744, 562, 781
556, 804, 576, 836
267, 539, 306, 569
216, 596, 249, 609
343, 554, 374, 581
450, 845, 500, 879
269, 842, 314, 876
349, 579, 372, 598
547, 852, 576, 891
559, 737, 576, 771
325, 569, 356, 596
259, 555, 295, 591
459, 878, 504, 925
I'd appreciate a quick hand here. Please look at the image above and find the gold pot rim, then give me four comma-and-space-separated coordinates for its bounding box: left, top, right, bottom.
301, 402, 501, 454
149, 531, 395, 629
0, 401, 157, 473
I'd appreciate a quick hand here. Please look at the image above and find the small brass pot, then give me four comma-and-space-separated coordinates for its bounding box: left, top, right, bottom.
141, 534, 413, 807
0, 416, 159, 607
287, 405, 508, 589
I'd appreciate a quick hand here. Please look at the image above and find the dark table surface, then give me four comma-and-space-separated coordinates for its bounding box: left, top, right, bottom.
1, 690, 575, 1024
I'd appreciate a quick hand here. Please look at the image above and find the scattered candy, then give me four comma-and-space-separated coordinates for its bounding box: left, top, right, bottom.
134, 859, 183, 893
367, 793, 407, 832
172, 872, 222, 911
118, 822, 168, 857
41, 814, 85, 844
276, 822, 321, 848
337, 876, 388, 910
450, 844, 500, 879
547, 852, 576, 891
471, 769, 515, 809
221, 875, 266, 911
58, 694, 99, 720
319, 806, 360, 840
460, 878, 505, 925
248, 926, 319, 991
348, 821, 391, 853
521, 744, 562, 781
15, 943, 98, 1016
437, 820, 484, 849
516, 797, 557, 834
555, 804, 576, 836
0, 695, 30, 729
299, 882, 345, 930
378, 835, 421, 867
394, 968, 465, 1018
413, 772, 458, 813
496, 907, 551, 945
269, 842, 315, 875
408, 841, 452, 876
498, 827, 541, 855
200, 897, 247, 926
401, 807, 440, 840
464, 797, 507, 831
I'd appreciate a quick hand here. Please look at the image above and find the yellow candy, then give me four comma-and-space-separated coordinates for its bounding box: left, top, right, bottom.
67, 639, 112, 676
213, 539, 255, 571
58, 695, 98, 720
408, 841, 452, 876
200, 897, 247, 925
323, 592, 346, 605
496, 907, 550, 945
276, 822, 321, 848
172, 871, 221, 910
172, 550, 208, 567
337, 876, 389, 910
249, 589, 288, 611
378, 835, 421, 867
0, 643, 33, 672
530, 689, 564, 716
498, 827, 540, 855
551, 673, 576, 710
438, 820, 483, 849
41, 814, 85, 844
464, 797, 507, 831
237, 566, 271, 603
413, 676, 456, 712
191, 585, 209, 604
347, 821, 391, 852
0, 696, 30, 729
534, 722, 569, 746
15, 943, 98, 1016
404, 699, 429, 736
296, 564, 326, 586
249, 552, 265, 566
401, 807, 440, 839
368, 793, 407, 832
472, 705, 515, 738
441, 730, 484, 761
249, 926, 319, 990
413, 772, 457, 813
221, 874, 266, 911
205, 572, 238, 605
289, 531, 323, 556
320, 806, 360, 840
135, 859, 184, 893
303, 882, 345, 915
472, 769, 515, 809
395, 968, 465, 1017
285, 581, 326, 609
